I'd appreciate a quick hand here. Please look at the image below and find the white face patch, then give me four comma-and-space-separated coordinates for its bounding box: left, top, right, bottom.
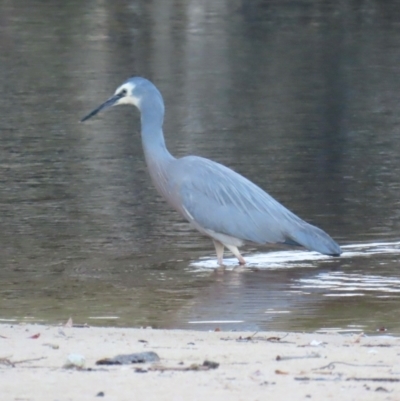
114, 83, 141, 107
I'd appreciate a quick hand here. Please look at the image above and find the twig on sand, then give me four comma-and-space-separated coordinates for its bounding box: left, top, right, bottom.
221, 332, 292, 343
313, 361, 390, 371
347, 377, 400, 383
149, 360, 219, 372
0, 357, 47, 367
276, 352, 321, 361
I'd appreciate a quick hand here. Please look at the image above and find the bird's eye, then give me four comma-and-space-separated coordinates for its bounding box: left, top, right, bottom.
120, 89, 127, 96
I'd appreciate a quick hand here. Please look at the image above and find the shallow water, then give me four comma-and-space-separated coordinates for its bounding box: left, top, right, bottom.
1, 0, 400, 334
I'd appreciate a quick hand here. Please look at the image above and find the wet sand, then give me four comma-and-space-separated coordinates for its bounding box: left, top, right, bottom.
1, 323, 399, 400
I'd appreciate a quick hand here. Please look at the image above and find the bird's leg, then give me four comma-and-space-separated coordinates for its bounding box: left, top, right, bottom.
225, 244, 246, 265
213, 240, 225, 267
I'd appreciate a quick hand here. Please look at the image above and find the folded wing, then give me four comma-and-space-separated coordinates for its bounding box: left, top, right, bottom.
169, 156, 341, 256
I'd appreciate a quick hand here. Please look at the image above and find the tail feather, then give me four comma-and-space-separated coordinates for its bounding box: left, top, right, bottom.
285, 222, 342, 256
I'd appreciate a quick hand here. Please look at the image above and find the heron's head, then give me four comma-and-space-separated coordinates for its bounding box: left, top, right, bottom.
81, 77, 164, 122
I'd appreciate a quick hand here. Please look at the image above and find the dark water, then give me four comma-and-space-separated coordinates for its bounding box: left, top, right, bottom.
1, 0, 400, 334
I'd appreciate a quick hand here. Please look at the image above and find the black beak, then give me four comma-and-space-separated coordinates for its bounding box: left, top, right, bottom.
80, 93, 123, 122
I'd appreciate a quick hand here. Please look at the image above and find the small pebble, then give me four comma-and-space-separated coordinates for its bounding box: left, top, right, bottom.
43, 343, 59, 350
63, 353, 86, 369
309, 340, 323, 347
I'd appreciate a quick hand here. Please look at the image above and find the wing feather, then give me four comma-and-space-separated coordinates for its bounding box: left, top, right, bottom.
167, 156, 341, 255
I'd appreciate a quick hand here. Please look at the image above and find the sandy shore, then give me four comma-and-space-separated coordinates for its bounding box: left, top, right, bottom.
1, 323, 399, 400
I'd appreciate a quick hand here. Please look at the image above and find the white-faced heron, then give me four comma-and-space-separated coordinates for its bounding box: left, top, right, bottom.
81, 77, 342, 266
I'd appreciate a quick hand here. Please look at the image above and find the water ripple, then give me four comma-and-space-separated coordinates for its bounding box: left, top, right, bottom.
190, 241, 400, 270
294, 271, 400, 297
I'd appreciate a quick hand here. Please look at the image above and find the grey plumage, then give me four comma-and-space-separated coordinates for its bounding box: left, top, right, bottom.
81, 77, 342, 266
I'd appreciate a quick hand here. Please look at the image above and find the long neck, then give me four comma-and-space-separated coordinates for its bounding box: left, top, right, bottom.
139, 98, 175, 189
